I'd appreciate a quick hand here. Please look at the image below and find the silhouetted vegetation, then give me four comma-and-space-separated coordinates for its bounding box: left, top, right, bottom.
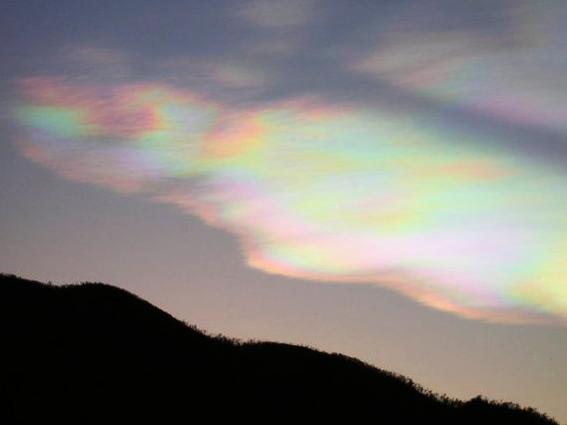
0, 274, 558, 424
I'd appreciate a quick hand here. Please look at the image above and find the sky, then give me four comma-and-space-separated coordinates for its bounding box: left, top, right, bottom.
1, 0, 566, 421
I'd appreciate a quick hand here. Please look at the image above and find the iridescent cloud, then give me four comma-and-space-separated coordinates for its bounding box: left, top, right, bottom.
353, 1, 567, 136
13, 77, 567, 324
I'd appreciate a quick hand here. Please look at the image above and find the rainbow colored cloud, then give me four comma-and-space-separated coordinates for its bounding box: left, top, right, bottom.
13, 77, 567, 324
353, 3, 567, 137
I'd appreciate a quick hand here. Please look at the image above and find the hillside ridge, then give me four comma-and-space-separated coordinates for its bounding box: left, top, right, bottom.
0, 274, 558, 424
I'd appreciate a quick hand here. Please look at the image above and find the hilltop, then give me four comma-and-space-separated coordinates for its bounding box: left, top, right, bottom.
0, 274, 558, 424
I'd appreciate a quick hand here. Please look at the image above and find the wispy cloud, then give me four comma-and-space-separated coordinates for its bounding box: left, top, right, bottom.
349, 2, 567, 136
12, 76, 567, 325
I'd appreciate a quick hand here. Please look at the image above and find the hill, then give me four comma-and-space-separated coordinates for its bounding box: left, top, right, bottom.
0, 274, 558, 424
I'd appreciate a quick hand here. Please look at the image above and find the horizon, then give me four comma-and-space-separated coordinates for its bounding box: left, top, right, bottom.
4, 272, 558, 424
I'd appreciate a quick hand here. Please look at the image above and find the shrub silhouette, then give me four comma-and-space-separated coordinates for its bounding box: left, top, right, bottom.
0, 274, 558, 424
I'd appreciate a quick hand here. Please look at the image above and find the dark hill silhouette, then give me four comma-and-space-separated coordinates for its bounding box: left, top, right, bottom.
0, 274, 558, 424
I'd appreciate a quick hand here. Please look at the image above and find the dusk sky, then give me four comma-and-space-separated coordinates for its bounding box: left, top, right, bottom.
1, 0, 566, 421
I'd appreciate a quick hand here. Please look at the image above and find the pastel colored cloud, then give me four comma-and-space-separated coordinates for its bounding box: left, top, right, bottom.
352, 2, 567, 136
12, 76, 567, 325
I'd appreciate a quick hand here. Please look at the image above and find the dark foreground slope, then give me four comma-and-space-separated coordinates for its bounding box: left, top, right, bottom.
0, 274, 557, 424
